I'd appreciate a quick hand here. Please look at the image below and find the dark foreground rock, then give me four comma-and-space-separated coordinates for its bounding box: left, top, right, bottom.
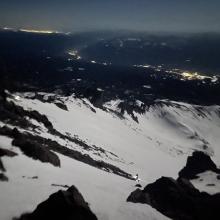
127, 151, 220, 220
12, 136, 60, 167
127, 177, 220, 220
15, 185, 98, 220
179, 151, 220, 179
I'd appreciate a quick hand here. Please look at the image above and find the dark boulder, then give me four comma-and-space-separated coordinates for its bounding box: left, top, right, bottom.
12, 137, 60, 167
179, 151, 220, 179
15, 185, 98, 220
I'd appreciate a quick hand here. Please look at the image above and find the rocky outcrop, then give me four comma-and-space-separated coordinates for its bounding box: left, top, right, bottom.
127, 176, 220, 220
0, 159, 5, 171
0, 98, 53, 130
179, 151, 220, 179
15, 185, 98, 220
12, 136, 60, 167
0, 147, 17, 157
0, 126, 133, 180
54, 102, 68, 111
0, 147, 17, 173
127, 151, 220, 220
0, 96, 133, 179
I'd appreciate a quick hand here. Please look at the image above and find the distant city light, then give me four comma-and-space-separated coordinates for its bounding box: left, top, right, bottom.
181, 72, 207, 80
20, 29, 59, 34
68, 50, 82, 60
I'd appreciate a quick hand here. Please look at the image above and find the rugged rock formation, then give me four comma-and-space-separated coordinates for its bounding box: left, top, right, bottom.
127, 176, 220, 220
179, 151, 220, 179
0, 126, 133, 180
0, 147, 17, 157
0, 97, 53, 130
12, 136, 61, 167
0, 147, 17, 173
127, 151, 220, 220
15, 185, 98, 220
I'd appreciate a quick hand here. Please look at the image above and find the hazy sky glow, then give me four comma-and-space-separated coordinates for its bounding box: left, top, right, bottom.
0, 0, 220, 33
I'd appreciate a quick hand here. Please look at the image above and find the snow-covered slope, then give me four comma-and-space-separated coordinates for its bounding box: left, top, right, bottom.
1, 92, 220, 220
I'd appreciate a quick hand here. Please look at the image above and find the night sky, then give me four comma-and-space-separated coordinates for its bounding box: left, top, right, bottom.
0, 0, 219, 33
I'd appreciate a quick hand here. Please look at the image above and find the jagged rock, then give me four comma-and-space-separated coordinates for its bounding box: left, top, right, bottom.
27, 110, 53, 129
0, 147, 17, 157
0, 98, 53, 130
0, 158, 5, 171
127, 152, 220, 220
0, 126, 14, 138
127, 176, 220, 220
0, 126, 133, 180
0, 173, 8, 181
127, 188, 146, 203
54, 102, 68, 111
15, 185, 98, 220
0, 147, 17, 172
12, 136, 60, 167
179, 151, 220, 179
0, 126, 21, 139
135, 184, 142, 188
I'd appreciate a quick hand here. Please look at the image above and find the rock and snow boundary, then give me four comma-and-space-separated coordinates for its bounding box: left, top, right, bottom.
0, 91, 220, 220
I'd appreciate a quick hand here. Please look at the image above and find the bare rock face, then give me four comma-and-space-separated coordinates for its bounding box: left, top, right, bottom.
54, 102, 68, 111
178, 151, 220, 179
0, 147, 17, 157
127, 151, 220, 220
12, 136, 60, 167
0, 147, 17, 179
127, 177, 220, 220
15, 185, 98, 220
